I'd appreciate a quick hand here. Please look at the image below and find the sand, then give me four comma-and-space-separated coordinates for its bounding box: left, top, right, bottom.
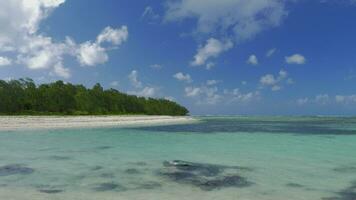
0, 115, 197, 131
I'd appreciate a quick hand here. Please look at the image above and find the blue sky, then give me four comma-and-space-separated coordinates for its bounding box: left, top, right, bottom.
1, 0, 356, 115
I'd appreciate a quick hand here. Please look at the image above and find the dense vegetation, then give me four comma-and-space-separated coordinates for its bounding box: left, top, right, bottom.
0, 78, 189, 116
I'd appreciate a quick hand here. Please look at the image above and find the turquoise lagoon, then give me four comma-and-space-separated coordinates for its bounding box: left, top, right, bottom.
0, 116, 355, 200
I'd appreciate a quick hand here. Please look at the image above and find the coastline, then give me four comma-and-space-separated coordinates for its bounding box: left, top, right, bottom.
0, 115, 198, 131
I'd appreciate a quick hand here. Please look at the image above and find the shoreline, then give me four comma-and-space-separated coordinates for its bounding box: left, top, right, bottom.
0, 115, 198, 131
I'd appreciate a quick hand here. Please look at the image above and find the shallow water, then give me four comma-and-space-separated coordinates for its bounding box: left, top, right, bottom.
0, 116, 355, 200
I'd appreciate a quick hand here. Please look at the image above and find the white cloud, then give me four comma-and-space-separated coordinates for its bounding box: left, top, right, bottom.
165, 0, 288, 69
185, 86, 201, 97
110, 81, 119, 87
127, 70, 160, 98
165, 96, 176, 101
185, 83, 259, 105
285, 54, 306, 65
298, 94, 356, 106
0, 1, 128, 76
335, 95, 356, 104
128, 70, 142, 88
130, 86, 158, 97
247, 54, 258, 65
173, 72, 192, 83
315, 94, 330, 105
52, 62, 71, 79
191, 38, 233, 66
271, 85, 281, 91
206, 62, 215, 70
297, 98, 309, 105
77, 26, 128, 66
279, 69, 288, 79
97, 26, 128, 45
77, 42, 108, 66
0, 56, 12, 66
150, 64, 163, 69
165, 0, 287, 41
260, 69, 291, 92
206, 80, 219, 86
266, 48, 276, 57
287, 78, 294, 84
224, 88, 260, 103
141, 6, 160, 22
260, 74, 277, 86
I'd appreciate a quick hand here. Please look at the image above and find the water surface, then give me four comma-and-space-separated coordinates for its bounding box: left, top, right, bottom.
0, 116, 355, 200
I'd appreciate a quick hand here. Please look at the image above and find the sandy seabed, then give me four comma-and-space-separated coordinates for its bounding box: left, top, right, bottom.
0, 115, 197, 131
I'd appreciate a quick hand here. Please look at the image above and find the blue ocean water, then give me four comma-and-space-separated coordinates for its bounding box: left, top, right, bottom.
0, 116, 355, 200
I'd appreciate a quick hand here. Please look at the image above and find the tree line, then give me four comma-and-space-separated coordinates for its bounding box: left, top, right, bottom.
0, 78, 189, 116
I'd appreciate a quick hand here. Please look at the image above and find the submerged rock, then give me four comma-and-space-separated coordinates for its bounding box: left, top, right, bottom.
198, 175, 252, 191
91, 166, 103, 171
125, 168, 140, 174
38, 189, 63, 194
48, 155, 71, 160
0, 164, 34, 176
159, 160, 253, 191
163, 160, 222, 177
286, 183, 304, 188
323, 181, 356, 200
136, 181, 162, 190
96, 146, 112, 150
333, 166, 356, 173
93, 182, 126, 192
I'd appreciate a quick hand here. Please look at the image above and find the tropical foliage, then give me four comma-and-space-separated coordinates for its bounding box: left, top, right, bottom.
0, 78, 189, 116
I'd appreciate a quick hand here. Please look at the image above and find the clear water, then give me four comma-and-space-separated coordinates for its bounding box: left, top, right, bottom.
0, 116, 355, 200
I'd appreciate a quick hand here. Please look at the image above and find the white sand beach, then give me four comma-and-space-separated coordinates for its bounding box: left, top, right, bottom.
0, 116, 197, 131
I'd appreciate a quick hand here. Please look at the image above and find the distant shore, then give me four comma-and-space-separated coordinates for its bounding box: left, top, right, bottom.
0, 116, 198, 131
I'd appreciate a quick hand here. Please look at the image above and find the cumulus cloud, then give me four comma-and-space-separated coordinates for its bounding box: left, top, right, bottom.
185, 86, 202, 97
247, 54, 258, 65
0, 56, 12, 66
96, 26, 128, 45
285, 54, 306, 65
173, 72, 192, 83
52, 62, 71, 79
165, 0, 288, 65
130, 87, 158, 97
260, 74, 278, 86
260, 69, 292, 92
127, 70, 159, 98
185, 85, 221, 105
185, 82, 259, 105
77, 26, 128, 66
128, 70, 142, 88
0, 1, 128, 78
266, 48, 276, 57
191, 38, 232, 66
165, 0, 287, 41
223, 88, 260, 104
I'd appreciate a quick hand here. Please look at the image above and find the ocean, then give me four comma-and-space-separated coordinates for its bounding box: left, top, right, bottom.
0, 116, 355, 200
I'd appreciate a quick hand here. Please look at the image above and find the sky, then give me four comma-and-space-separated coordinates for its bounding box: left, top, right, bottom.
1, 0, 356, 115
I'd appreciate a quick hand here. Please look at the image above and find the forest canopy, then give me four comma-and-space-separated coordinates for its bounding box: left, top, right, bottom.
0, 78, 189, 116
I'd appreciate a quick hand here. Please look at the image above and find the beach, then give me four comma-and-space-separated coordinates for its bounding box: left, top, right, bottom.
0, 115, 197, 131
